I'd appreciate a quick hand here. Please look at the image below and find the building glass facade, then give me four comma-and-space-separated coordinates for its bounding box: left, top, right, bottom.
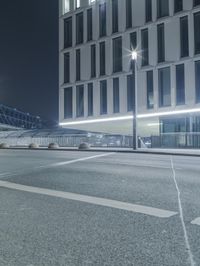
59, 0, 200, 149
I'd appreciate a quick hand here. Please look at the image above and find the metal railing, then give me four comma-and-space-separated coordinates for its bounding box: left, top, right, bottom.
0, 131, 133, 148
1, 130, 200, 149
151, 133, 200, 149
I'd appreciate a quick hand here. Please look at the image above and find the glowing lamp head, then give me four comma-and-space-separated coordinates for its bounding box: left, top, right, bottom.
131, 50, 137, 60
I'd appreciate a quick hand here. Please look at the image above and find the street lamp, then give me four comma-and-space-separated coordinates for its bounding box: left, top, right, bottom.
131, 50, 138, 61
131, 50, 138, 150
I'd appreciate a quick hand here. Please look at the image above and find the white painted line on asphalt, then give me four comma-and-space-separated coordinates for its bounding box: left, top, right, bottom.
38, 152, 116, 169
170, 157, 196, 266
0, 173, 10, 176
191, 217, 200, 226
0, 180, 177, 218
0, 153, 115, 180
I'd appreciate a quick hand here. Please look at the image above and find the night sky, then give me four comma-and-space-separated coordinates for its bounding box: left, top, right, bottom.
0, 0, 58, 123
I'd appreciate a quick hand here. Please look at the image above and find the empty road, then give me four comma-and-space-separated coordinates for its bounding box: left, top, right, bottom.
0, 149, 200, 266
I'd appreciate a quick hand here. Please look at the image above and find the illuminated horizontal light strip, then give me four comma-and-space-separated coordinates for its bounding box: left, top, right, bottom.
59, 108, 200, 126
138, 108, 200, 118
60, 115, 133, 126
147, 123, 162, 127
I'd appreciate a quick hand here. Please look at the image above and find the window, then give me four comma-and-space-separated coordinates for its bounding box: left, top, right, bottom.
145, 0, 152, 23
91, 44, 96, 78
88, 83, 93, 116
113, 37, 122, 73
194, 0, 200, 7
130, 32, 137, 51
76, 12, 83, 45
64, 53, 70, 84
157, 23, 165, 63
63, 0, 74, 14
99, 3, 107, 37
194, 12, 200, 55
126, 0, 132, 28
141, 29, 149, 66
176, 64, 185, 105
127, 75, 134, 112
161, 118, 188, 133
180, 16, 189, 58
195, 60, 200, 103
100, 42, 106, 76
100, 80, 107, 115
157, 0, 169, 18
87, 8, 93, 41
158, 67, 171, 107
64, 87, 73, 118
113, 78, 120, 113
76, 49, 81, 81
76, 0, 80, 9
193, 116, 200, 132
89, 0, 96, 4
64, 0, 69, 13
174, 0, 183, 13
112, 0, 118, 33
64, 17, 72, 48
76, 85, 84, 117
147, 70, 154, 109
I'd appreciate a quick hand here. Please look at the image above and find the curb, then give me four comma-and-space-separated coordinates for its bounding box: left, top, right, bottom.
2, 146, 200, 157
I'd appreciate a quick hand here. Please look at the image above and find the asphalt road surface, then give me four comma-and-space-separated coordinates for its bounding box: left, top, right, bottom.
0, 149, 200, 266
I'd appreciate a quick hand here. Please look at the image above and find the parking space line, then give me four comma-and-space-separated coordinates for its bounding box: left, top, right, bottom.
191, 217, 200, 226
0, 153, 115, 180
0, 173, 10, 176
38, 152, 115, 169
0, 180, 177, 218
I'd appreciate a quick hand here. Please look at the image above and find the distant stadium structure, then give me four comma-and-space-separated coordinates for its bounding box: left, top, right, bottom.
0, 103, 43, 130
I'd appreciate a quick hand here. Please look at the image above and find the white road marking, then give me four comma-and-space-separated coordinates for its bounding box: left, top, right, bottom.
0, 180, 177, 218
0, 173, 10, 176
38, 152, 115, 169
191, 217, 200, 226
170, 157, 196, 266
0, 153, 115, 179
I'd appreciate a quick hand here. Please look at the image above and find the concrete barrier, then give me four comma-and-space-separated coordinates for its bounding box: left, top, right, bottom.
78, 142, 90, 150
48, 143, 59, 149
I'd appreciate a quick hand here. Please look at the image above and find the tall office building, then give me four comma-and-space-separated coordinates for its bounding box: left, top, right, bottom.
59, 0, 200, 147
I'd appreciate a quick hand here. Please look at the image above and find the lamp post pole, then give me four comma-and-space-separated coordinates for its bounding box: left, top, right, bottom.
132, 52, 138, 150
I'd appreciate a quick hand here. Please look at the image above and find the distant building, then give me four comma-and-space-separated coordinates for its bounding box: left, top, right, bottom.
0, 104, 42, 130
59, 0, 200, 147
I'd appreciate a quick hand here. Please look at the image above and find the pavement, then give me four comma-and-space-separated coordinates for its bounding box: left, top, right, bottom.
0, 149, 200, 266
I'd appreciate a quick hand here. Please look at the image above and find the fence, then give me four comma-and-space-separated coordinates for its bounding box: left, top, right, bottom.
151, 133, 200, 149
0, 132, 133, 148
1, 130, 200, 149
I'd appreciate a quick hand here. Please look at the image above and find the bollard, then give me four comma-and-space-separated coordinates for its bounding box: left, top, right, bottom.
48, 143, 59, 149
78, 142, 91, 150
0, 143, 9, 149
28, 143, 39, 149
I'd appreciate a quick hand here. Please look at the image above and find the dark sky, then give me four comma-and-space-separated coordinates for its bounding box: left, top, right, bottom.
0, 0, 58, 122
